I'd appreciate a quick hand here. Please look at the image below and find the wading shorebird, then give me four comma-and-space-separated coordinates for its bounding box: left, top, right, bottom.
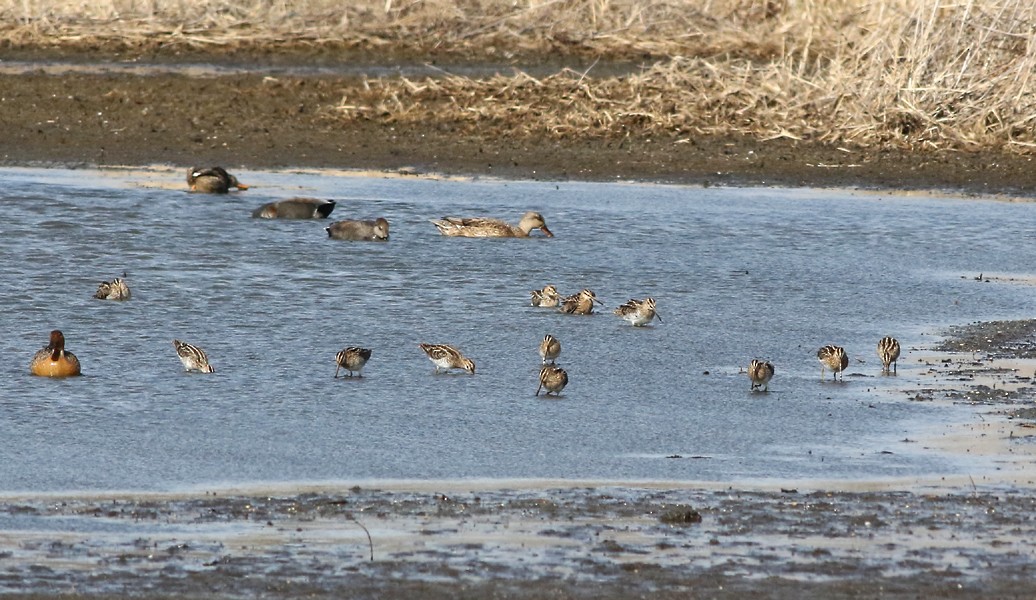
877, 336, 901, 374
817, 345, 848, 381
614, 297, 661, 326
326, 218, 390, 241
335, 347, 372, 378
539, 334, 561, 364
530, 285, 561, 308
419, 343, 476, 374
748, 359, 775, 392
559, 289, 602, 315
94, 277, 131, 300
173, 339, 215, 373
29, 330, 81, 377
252, 198, 336, 219
536, 365, 569, 397
430, 211, 553, 238
186, 166, 249, 194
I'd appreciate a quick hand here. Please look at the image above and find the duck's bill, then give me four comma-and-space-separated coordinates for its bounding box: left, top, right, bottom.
539, 226, 554, 237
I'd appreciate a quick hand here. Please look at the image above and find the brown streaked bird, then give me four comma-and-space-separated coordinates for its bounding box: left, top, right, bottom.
817, 345, 848, 381
430, 211, 553, 238
539, 334, 561, 364
29, 330, 82, 377
614, 297, 661, 326
252, 198, 336, 219
559, 288, 603, 315
335, 347, 372, 378
748, 359, 775, 392
326, 217, 390, 241
419, 343, 475, 374
877, 336, 901, 374
173, 339, 214, 373
186, 166, 249, 194
530, 285, 561, 307
536, 365, 569, 397
94, 277, 131, 301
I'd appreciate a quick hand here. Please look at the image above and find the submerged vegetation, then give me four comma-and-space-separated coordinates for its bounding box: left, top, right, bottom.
3, 0, 1034, 152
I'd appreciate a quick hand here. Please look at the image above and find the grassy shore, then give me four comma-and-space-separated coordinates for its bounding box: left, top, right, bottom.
2, 1, 1034, 153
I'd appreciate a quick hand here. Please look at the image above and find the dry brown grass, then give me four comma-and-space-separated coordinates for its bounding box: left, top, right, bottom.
3, 0, 1034, 152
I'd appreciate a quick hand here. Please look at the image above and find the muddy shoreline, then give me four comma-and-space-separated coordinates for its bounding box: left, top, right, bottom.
0, 56, 1034, 196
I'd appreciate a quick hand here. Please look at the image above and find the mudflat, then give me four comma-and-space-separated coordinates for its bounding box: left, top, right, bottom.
0, 49, 1034, 196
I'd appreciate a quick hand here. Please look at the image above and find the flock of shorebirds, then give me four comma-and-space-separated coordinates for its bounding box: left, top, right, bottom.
28, 166, 903, 394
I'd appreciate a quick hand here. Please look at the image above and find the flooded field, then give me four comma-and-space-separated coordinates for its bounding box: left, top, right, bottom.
3, 166, 1036, 597
3, 166, 1036, 492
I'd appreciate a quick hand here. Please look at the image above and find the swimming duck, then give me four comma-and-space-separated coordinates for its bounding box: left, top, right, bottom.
335, 347, 372, 378
173, 339, 215, 373
30, 330, 81, 377
326, 218, 390, 241
94, 277, 131, 301
252, 198, 337, 219
186, 166, 249, 194
430, 211, 553, 238
419, 343, 476, 374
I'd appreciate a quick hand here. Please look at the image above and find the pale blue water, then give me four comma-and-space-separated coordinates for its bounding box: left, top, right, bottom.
1, 166, 1032, 493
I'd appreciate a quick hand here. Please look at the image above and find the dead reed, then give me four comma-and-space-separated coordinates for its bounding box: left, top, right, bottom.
3, 0, 1034, 152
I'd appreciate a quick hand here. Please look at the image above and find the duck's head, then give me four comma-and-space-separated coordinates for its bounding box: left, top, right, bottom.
520, 211, 553, 237
373, 217, 390, 240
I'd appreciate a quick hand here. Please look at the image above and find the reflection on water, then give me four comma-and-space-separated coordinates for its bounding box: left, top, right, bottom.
1, 166, 1033, 493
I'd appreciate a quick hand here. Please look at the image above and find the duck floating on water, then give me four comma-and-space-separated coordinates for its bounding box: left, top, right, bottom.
252, 198, 336, 219
430, 211, 553, 238
30, 330, 81, 377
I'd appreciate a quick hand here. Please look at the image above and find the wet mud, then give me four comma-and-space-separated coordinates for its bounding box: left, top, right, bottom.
0, 50, 1035, 195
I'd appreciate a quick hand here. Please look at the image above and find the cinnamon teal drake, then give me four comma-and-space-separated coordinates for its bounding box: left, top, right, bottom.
30, 330, 81, 377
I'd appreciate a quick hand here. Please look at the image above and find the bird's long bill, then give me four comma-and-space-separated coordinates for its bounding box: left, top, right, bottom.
539, 225, 554, 237
655, 313, 663, 323
593, 296, 604, 305
535, 381, 543, 396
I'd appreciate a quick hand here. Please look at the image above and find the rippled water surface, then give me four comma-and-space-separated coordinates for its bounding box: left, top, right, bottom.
1, 167, 1033, 493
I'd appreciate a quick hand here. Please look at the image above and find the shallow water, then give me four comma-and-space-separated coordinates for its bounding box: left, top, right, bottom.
1, 166, 1033, 493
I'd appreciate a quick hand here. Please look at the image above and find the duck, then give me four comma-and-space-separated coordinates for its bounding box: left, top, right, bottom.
559, 289, 603, 315
186, 166, 249, 194
173, 339, 215, 373
614, 298, 661, 326
252, 198, 336, 219
430, 211, 553, 238
530, 285, 561, 307
326, 217, 390, 241
94, 277, 131, 300
748, 359, 775, 392
335, 347, 372, 378
30, 330, 81, 377
536, 365, 568, 396
419, 343, 475, 374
